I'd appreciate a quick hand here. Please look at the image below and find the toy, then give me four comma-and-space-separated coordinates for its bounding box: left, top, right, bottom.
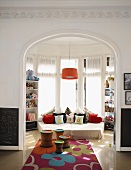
26, 69, 34, 80
26, 69, 40, 81
33, 76, 39, 81
28, 100, 37, 108
26, 82, 34, 89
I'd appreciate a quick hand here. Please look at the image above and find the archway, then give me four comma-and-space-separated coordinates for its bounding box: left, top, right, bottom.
20, 30, 121, 151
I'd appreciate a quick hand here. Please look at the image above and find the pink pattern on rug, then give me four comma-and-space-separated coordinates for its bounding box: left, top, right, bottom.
21, 139, 102, 170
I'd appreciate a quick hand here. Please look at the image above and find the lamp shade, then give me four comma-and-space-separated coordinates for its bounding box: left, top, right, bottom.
61, 68, 78, 79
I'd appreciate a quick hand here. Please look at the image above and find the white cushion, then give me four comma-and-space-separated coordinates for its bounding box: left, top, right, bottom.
55, 107, 63, 113
73, 107, 84, 114
41, 106, 55, 116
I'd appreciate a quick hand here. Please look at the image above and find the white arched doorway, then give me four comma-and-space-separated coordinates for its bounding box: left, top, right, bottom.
20, 30, 121, 151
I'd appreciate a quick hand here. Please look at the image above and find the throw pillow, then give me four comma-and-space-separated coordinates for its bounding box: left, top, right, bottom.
90, 116, 102, 123
41, 106, 55, 117
74, 113, 87, 123
83, 107, 92, 122
53, 113, 67, 123
66, 115, 74, 123
89, 113, 98, 123
55, 115, 64, 124
73, 107, 84, 114
65, 107, 72, 115
42, 114, 54, 124
55, 107, 63, 113
75, 115, 84, 124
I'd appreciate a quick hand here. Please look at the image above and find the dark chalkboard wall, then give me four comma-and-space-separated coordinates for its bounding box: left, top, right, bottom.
0, 108, 19, 146
121, 108, 131, 147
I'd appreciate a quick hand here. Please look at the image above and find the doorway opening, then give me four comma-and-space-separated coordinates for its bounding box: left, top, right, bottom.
20, 31, 120, 151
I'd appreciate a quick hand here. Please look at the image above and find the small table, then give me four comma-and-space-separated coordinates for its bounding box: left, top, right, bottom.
55, 140, 64, 154
40, 130, 53, 148
59, 135, 70, 148
54, 129, 64, 140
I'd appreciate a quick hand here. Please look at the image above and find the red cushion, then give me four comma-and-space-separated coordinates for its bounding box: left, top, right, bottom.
89, 113, 98, 123
42, 114, 54, 124
91, 116, 102, 123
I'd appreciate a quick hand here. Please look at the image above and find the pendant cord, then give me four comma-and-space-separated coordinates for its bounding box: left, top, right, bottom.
69, 37, 71, 61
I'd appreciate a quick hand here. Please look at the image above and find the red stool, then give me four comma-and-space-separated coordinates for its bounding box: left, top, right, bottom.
40, 130, 53, 148
59, 135, 70, 148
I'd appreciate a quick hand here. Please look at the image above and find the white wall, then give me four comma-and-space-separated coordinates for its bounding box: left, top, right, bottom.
1, 21, 130, 107
0, 1, 131, 150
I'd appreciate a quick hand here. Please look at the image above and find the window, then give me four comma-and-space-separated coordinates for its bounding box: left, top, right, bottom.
60, 59, 78, 111
37, 56, 56, 115
84, 76, 101, 114
26, 56, 33, 71
83, 56, 102, 114
39, 77, 55, 114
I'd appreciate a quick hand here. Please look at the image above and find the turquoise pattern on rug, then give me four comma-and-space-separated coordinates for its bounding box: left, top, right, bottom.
21, 139, 103, 170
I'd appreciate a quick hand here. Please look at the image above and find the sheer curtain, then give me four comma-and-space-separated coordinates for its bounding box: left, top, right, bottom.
60, 59, 78, 111
84, 56, 102, 114
26, 54, 34, 71
37, 55, 56, 115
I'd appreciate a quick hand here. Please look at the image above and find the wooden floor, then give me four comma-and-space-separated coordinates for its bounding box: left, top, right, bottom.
0, 130, 131, 170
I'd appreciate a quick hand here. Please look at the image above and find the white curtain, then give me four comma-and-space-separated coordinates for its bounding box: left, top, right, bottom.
26, 54, 34, 71
36, 55, 56, 115
60, 59, 78, 111
37, 55, 56, 77
85, 56, 102, 76
38, 77, 55, 115
84, 56, 102, 115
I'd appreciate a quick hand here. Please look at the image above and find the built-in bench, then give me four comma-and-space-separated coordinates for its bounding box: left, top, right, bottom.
38, 122, 104, 140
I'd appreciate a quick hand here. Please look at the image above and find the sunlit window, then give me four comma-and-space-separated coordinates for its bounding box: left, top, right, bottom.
37, 56, 56, 115
84, 76, 101, 114
83, 57, 102, 114
38, 77, 55, 115
26, 56, 33, 71
60, 59, 78, 111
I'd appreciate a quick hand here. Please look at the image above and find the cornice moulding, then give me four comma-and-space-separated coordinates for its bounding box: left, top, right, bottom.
0, 0, 131, 7
0, 6, 131, 19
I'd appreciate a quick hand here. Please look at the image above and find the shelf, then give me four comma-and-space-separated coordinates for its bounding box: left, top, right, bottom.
26, 88, 38, 90
26, 121, 37, 131
26, 79, 39, 131
26, 98, 38, 100
26, 107, 37, 109
26, 80, 39, 83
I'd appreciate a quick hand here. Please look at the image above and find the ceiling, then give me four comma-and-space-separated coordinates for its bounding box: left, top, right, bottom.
40, 37, 100, 46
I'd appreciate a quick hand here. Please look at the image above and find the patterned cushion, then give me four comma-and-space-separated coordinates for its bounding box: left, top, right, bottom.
53, 113, 66, 123
75, 115, 84, 124
74, 113, 87, 123
66, 115, 74, 123
55, 115, 64, 124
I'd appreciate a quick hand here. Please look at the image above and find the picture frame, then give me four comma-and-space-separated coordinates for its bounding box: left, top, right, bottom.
125, 91, 131, 105
124, 73, 131, 90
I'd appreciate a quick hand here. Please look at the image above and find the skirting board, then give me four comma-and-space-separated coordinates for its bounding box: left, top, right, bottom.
120, 147, 131, 151
0, 146, 19, 150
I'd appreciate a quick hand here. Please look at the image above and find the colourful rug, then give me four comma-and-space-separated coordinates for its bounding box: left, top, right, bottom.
22, 139, 102, 170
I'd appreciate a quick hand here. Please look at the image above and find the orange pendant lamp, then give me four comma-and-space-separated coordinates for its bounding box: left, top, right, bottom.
61, 37, 78, 80
62, 68, 78, 79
